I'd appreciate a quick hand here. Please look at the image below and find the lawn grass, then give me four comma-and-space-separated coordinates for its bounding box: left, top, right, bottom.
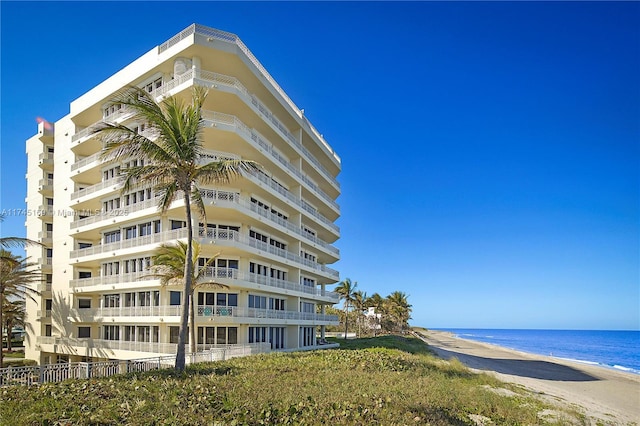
0, 335, 583, 425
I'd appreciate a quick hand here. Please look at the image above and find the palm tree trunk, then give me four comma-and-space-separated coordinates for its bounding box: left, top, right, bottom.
0, 293, 4, 369
175, 193, 194, 372
344, 301, 349, 340
6, 319, 12, 352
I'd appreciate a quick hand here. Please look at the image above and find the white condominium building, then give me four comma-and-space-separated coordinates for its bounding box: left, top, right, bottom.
24, 24, 341, 364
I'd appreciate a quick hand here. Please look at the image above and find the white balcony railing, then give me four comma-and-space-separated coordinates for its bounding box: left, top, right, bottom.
71, 305, 181, 319
69, 266, 339, 302
71, 177, 124, 200
70, 271, 157, 288
196, 305, 338, 322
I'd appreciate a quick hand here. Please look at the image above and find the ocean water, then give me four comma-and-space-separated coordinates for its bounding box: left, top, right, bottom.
435, 329, 640, 375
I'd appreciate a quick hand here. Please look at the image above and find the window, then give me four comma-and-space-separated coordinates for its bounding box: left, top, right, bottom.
301, 251, 316, 263
171, 220, 186, 230
78, 327, 91, 338
102, 261, 120, 276
248, 295, 267, 309
169, 291, 181, 306
138, 326, 151, 342
103, 294, 120, 308
249, 230, 267, 243
138, 222, 152, 237
154, 220, 161, 234
123, 325, 136, 342
45, 324, 52, 337
124, 226, 136, 240
249, 327, 268, 344
250, 262, 268, 276
46, 274, 53, 284
269, 327, 285, 349
104, 230, 121, 244
78, 242, 92, 249
301, 302, 315, 313
46, 248, 53, 258
300, 327, 315, 347
169, 326, 180, 344
269, 298, 285, 311
301, 277, 315, 287
103, 325, 119, 341
46, 223, 53, 232
45, 299, 52, 311
138, 291, 152, 307
102, 166, 121, 182
270, 268, 287, 281
78, 299, 91, 309
270, 238, 286, 251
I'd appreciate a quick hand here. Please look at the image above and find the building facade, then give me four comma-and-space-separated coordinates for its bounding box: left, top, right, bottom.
24, 24, 341, 364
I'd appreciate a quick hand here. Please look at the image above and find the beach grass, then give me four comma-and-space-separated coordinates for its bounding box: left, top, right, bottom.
0, 335, 584, 425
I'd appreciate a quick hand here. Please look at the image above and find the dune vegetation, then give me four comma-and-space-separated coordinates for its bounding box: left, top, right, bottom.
0, 335, 583, 425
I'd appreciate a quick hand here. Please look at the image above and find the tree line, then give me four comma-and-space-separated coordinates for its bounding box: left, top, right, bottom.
333, 278, 412, 338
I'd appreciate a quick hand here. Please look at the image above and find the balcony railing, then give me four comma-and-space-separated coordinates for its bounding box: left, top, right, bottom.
196, 306, 338, 322
71, 225, 337, 280
71, 177, 124, 200
71, 305, 181, 319
70, 228, 189, 258
69, 266, 338, 302
38, 230, 52, 243
38, 282, 52, 293
71, 152, 103, 171
70, 271, 157, 288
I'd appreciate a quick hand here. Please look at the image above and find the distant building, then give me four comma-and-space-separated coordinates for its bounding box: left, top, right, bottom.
24, 24, 341, 364
364, 307, 382, 330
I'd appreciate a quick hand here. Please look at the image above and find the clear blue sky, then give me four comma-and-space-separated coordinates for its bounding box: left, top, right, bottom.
1, 2, 638, 330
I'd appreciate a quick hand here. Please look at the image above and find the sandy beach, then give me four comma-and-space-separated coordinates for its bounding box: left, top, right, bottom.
417, 330, 640, 425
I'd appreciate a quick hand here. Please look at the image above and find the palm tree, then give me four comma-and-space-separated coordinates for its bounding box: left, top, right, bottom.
2, 299, 25, 352
386, 291, 412, 333
352, 290, 367, 337
94, 86, 259, 371
144, 240, 225, 353
0, 250, 41, 368
335, 278, 357, 339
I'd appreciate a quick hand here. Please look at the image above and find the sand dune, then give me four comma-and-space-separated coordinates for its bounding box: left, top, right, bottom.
418, 330, 640, 425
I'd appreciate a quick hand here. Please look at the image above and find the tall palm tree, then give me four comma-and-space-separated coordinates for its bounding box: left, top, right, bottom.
335, 278, 357, 340
352, 290, 367, 337
386, 291, 412, 333
94, 86, 259, 371
144, 240, 225, 353
3, 299, 25, 352
0, 250, 41, 368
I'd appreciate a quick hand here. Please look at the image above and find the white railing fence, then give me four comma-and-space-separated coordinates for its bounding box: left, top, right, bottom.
0, 343, 270, 387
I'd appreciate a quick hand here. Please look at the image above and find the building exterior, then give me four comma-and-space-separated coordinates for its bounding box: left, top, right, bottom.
24, 24, 341, 364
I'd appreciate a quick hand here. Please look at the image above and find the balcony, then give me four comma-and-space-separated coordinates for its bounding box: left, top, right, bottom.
38, 178, 53, 194
37, 336, 182, 355
38, 257, 53, 271
38, 309, 52, 318
38, 152, 54, 169
195, 306, 338, 323
71, 177, 124, 201
70, 271, 157, 289
68, 305, 337, 324
38, 282, 52, 293
38, 230, 52, 244
71, 152, 102, 172
71, 305, 181, 320
198, 266, 340, 302
70, 216, 337, 280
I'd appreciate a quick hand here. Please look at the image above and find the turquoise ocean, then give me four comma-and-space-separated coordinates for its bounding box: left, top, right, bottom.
435, 329, 640, 375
